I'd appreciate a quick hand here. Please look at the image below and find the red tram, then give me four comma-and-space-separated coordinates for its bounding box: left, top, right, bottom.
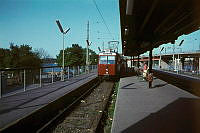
98, 49, 126, 78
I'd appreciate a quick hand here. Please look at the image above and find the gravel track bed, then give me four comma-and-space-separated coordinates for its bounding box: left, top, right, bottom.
52, 81, 114, 133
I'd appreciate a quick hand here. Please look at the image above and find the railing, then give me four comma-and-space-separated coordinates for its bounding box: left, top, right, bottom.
0, 65, 97, 98
133, 64, 200, 79
152, 64, 200, 79
158, 68, 200, 78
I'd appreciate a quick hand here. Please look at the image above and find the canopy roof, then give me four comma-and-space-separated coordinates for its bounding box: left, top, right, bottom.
120, 0, 200, 56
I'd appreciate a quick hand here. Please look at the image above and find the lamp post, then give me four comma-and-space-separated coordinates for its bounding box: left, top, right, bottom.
56, 20, 70, 81
176, 47, 182, 73
171, 40, 184, 71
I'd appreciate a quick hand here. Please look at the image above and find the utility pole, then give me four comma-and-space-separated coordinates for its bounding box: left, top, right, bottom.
103, 41, 104, 51
86, 21, 90, 73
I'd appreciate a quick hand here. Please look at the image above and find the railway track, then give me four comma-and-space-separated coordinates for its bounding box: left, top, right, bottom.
36, 81, 115, 133
153, 69, 200, 96
0, 74, 98, 133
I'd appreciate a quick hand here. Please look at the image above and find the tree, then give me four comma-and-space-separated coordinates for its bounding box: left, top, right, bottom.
82, 48, 98, 65
0, 48, 11, 68
0, 43, 41, 69
10, 43, 41, 68
34, 48, 51, 59
56, 44, 98, 66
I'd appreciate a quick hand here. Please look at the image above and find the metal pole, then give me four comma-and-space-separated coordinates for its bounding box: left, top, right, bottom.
173, 54, 175, 70
132, 56, 134, 68
0, 71, 2, 98
73, 66, 75, 77
86, 21, 89, 73
80, 66, 82, 74
40, 68, 42, 87
173, 44, 175, 71
78, 66, 80, 75
60, 67, 62, 81
175, 58, 177, 72
88, 65, 89, 74
159, 51, 161, 69
149, 48, 153, 88
177, 54, 180, 74
68, 66, 70, 79
131, 56, 133, 68
62, 33, 65, 81
149, 50, 153, 72
24, 69, 26, 91
52, 68, 54, 83
86, 46, 89, 73
180, 55, 182, 72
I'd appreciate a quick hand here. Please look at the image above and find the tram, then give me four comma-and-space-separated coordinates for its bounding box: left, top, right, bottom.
98, 49, 125, 78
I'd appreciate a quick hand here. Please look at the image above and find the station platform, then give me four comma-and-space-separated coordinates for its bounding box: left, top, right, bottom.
0, 72, 97, 130
111, 76, 200, 133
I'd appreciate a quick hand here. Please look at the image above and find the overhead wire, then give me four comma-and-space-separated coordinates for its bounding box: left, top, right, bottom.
92, 0, 115, 40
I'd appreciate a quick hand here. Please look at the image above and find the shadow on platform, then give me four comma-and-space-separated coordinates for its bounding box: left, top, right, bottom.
152, 83, 168, 88
122, 98, 200, 133
121, 83, 135, 89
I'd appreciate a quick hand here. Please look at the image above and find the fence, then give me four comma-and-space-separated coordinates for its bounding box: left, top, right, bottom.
0, 65, 97, 98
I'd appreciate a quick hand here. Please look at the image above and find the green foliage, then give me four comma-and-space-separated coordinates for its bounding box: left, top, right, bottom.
0, 48, 11, 68
0, 43, 41, 69
56, 44, 98, 66
104, 82, 119, 133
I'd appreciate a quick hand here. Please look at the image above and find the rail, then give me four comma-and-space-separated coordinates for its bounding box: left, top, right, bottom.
0, 65, 97, 98
37, 78, 102, 133
153, 69, 200, 96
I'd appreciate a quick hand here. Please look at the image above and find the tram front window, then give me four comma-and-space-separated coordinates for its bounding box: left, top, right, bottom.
99, 56, 115, 64
108, 56, 115, 64
99, 56, 107, 64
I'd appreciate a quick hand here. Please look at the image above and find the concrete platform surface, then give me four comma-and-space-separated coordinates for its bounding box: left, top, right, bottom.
111, 76, 200, 133
0, 73, 97, 129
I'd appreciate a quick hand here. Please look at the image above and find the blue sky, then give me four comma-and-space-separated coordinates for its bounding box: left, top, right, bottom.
0, 0, 200, 58
150, 30, 200, 56
0, 0, 121, 58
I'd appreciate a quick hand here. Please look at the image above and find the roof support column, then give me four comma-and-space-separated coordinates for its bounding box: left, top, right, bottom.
137, 55, 140, 68
148, 48, 153, 88
149, 49, 153, 72
131, 56, 133, 68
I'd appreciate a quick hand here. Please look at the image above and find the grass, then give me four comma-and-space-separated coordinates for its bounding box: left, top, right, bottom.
103, 82, 119, 133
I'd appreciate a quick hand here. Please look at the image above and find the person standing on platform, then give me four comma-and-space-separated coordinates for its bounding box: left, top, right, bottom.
143, 62, 148, 80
